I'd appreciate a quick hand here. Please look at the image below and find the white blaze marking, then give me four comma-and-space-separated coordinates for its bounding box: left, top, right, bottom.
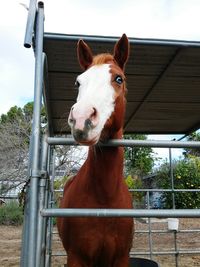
74, 64, 115, 140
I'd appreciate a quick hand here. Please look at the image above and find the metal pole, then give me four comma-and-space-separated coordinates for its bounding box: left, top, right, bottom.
55, 188, 200, 193
45, 147, 55, 267
24, 0, 37, 48
43, 32, 200, 48
169, 148, 179, 267
174, 231, 179, 267
47, 137, 200, 148
43, 146, 52, 266
27, 2, 44, 267
147, 191, 153, 260
41, 208, 200, 218
36, 135, 49, 267
20, 184, 30, 267
169, 148, 176, 209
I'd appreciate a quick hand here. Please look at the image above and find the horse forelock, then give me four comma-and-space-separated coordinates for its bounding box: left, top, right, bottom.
92, 53, 114, 66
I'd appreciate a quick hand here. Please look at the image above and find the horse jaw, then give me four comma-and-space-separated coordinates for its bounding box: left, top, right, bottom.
68, 64, 115, 145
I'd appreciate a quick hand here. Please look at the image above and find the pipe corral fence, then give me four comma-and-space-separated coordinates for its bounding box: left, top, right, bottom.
19, 1, 200, 267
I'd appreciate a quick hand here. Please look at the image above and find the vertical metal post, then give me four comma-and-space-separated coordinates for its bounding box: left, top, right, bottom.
24, 0, 37, 48
45, 146, 55, 267
147, 191, 153, 260
169, 148, 179, 267
169, 148, 175, 209
36, 135, 49, 267
27, 2, 44, 267
174, 231, 179, 267
20, 184, 30, 267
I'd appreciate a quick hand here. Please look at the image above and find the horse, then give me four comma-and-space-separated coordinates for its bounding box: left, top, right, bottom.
57, 34, 133, 267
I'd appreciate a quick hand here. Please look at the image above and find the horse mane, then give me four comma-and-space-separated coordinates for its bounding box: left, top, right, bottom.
92, 53, 114, 65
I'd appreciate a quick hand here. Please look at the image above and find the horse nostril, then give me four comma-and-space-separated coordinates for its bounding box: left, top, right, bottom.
73, 129, 87, 141
90, 107, 99, 127
69, 106, 76, 126
85, 119, 93, 129
91, 108, 97, 119
69, 118, 75, 125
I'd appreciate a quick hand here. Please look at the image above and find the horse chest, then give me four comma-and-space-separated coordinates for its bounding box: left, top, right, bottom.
68, 217, 132, 252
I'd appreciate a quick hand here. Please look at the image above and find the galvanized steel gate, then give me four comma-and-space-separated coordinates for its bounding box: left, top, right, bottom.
20, 1, 200, 266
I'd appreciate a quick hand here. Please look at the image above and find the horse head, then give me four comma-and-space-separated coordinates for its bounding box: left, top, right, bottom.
68, 34, 130, 145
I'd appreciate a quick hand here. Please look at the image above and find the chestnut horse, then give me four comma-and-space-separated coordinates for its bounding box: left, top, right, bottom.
57, 34, 133, 267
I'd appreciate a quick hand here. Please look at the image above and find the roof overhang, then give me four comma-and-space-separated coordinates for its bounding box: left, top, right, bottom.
43, 33, 200, 136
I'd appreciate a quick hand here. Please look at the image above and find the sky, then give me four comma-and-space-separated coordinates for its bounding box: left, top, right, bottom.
1, 0, 200, 160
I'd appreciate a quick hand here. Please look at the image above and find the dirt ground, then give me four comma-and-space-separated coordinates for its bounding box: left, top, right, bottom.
0, 218, 200, 267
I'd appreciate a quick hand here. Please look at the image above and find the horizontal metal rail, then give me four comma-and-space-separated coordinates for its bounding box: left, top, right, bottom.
130, 250, 200, 256
51, 249, 200, 257
44, 33, 200, 48
47, 137, 200, 148
54, 188, 200, 193
0, 195, 19, 199
41, 208, 200, 218
135, 229, 200, 234
52, 228, 200, 235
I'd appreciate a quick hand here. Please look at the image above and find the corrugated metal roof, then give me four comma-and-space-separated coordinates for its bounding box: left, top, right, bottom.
43, 33, 200, 136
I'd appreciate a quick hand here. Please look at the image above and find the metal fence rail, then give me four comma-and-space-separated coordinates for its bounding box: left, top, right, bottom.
47, 137, 200, 148
41, 208, 200, 218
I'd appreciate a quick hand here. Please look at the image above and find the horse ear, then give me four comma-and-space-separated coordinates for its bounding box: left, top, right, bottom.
114, 34, 130, 70
77, 40, 93, 70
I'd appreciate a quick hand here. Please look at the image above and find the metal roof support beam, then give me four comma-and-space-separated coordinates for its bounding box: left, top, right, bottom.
44, 33, 200, 48
42, 53, 54, 135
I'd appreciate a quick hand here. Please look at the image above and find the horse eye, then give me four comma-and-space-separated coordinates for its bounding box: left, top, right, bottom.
75, 80, 80, 88
115, 75, 123, 84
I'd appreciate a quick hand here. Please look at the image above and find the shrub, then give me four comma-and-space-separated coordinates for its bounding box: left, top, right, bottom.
125, 175, 145, 207
156, 156, 200, 209
0, 201, 23, 225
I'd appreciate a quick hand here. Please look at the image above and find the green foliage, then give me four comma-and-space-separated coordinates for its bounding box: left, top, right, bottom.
124, 134, 154, 176
0, 201, 23, 225
54, 176, 69, 190
156, 156, 200, 209
0, 106, 23, 124
184, 132, 200, 157
125, 175, 144, 203
1, 106, 23, 124
0, 101, 46, 125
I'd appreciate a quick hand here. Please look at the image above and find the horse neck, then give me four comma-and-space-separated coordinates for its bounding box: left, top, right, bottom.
84, 129, 124, 201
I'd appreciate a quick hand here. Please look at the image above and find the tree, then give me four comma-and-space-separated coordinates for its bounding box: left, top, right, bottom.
0, 102, 86, 195
183, 132, 200, 157
124, 134, 155, 177
54, 145, 87, 176
156, 157, 200, 209
0, 105, 31, 194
